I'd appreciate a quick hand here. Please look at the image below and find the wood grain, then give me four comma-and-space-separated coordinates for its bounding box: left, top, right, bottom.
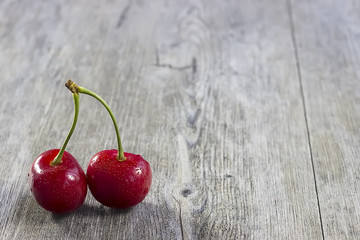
290, 0, 360, 239
0, 0, 358, 239
153, 0, 322, 239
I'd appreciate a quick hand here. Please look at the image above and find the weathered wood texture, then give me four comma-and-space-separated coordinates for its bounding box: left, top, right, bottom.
0, 0, 358, 239
290, 0, 360, 239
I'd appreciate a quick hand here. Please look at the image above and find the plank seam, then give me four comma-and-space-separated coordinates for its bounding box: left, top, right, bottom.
286, 0, 325, 239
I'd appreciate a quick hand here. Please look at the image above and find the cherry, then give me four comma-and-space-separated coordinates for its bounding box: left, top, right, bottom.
87, 150, 152, 208
29, 150, 87, 213
29, 85, 87, 213
67, 80, 152, 208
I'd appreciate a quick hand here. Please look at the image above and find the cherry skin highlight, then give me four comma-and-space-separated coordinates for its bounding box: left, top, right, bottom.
87, 150, 152, 209
29, 149, 87, 214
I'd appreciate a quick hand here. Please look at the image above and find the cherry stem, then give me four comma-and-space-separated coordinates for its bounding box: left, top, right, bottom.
50, 92, 80, 166
66, 80, 126, 161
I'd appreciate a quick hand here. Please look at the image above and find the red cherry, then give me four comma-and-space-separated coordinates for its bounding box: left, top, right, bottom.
87, 150, 152, 209
66, 80, 152, 209
29, 149, 87, 214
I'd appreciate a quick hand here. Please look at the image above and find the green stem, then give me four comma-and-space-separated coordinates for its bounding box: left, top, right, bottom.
50, 93, 80, 166
77, 86, 126, 161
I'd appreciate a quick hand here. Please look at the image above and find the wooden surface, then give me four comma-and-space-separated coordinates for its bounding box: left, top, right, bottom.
0, 0, 359, 239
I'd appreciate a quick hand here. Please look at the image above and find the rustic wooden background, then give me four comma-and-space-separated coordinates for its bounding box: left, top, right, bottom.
1, 0, 359, 239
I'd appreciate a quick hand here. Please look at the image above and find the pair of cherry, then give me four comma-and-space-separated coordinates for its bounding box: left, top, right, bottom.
29, 80, 152, 214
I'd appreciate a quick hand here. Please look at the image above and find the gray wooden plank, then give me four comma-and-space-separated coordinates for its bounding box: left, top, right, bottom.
0, 1, 181, 239
290, 0, 360, 239
164, 0, 322, 238
0, 0, 325, 239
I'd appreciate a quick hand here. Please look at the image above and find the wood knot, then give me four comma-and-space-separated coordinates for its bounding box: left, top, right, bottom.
181, 189, 192, 197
